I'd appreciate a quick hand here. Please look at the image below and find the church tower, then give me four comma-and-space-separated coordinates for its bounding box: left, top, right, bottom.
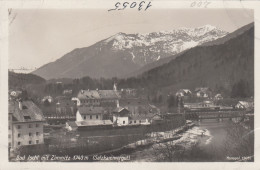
113, 82, 117, 91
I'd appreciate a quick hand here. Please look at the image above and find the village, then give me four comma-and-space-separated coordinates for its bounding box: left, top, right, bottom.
8, 81, 254, 160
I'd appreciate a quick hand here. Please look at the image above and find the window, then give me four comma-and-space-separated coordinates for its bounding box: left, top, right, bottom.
83, 116, 86, 120
96, 115, 98, 119
17, 125, 21, 129
8, 142, 11, 147
134, 121, 136, 123
8, 126, 11, 130
24, 116, 31, 120
36, 132, 39, 136
17, 133, 21, 138
28, 124, 32, 128
90, 115, 92, 119
36, 124, 39, 128
123, 121, 125, 124
8, 134, 11, 138
36, 140, 39, 144
130, 121, 132, 124
139, 120, 141, 123
29, 141, 32, 145
17, 142, 21, 146
29, 133, 32, 137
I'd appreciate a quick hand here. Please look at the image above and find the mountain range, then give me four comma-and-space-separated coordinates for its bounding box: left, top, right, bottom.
32, 25, 228, 79
128, 23, 254, 95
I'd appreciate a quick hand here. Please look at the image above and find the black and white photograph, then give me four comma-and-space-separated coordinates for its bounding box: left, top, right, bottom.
3, 2, 257, 165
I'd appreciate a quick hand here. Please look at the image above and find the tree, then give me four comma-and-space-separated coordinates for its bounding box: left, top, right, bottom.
231, 79, 250, 98
167, 95, 176, 108
43, 99, 51, 107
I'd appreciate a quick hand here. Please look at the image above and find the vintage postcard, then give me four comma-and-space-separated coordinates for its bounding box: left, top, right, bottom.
0, 0, 260, 169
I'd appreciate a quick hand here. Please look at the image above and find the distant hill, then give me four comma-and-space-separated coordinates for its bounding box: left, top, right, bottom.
32, 25, 227, 79
119, 23, 254, 96
9, 71, 46, 89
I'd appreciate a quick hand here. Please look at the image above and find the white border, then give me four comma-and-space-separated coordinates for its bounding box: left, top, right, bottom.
0, 0, 260, 170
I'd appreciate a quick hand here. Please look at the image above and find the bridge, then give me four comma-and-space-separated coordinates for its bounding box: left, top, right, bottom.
184, 109, 248, 120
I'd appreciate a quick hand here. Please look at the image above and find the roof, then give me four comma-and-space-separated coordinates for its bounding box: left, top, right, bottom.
129, 113, 161, 120
98, 90, 120, 99
237, 101, 253, 108
77, 90, 120, 100
203, 100, 213, 104
77, 90, 101, 99
43, 96, 53, 100
113, 107, 129, 113
9, 100, 45, 122
119, 98, 149, 106
195, 87, 210, 93
78, 106, 104, 115
75, 120, 113, 127
215, 94, 222, 97
183, 89, 191, 93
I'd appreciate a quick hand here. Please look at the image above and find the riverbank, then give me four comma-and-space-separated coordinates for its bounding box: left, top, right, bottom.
89, 122, 211, 162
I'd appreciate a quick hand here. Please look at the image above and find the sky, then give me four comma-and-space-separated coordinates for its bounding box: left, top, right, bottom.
9, 9, 254, 70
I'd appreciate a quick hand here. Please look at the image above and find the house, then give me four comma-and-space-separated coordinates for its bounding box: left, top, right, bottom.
149, 113, 163, 123
235, 101, 254, 109
8, 100, 45, 150
55, 96, 77, 116
121, 88, 138, 98
194, 87, 212, 98
41, 96, 53, 103
184, 101, 214, 109
71, 97, 81, 106
63, 89, 72, 95
76, 106, 104, 121
112, 107, 130, 126
201, 100, 214, 107
129, 113, 162, 125
73, 106, 114, 129
176, 89, 192, 98
77, 90, 101, 107
214, 94, 223, 100
119, 98, 159, 115
97, 90, 120, 107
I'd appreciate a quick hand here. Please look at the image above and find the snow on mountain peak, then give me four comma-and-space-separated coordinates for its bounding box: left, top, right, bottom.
100, 25, 228, 66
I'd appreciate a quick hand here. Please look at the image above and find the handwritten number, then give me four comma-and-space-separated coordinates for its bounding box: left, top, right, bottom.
190, 0, 211, 8
119, 2, 129, 10
108, 1, 152, 11
138, 1, 145, 11
145, 2, 152, 11
130, 2, 137, 8
108, 2, 120, 12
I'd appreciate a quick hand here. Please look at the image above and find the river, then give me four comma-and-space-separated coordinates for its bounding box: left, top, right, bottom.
128, 119, 254, 162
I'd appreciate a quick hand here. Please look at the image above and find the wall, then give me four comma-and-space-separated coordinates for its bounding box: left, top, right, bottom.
117, 117, 129, 126
76, 111, 103, 121
12, 122, 44, 149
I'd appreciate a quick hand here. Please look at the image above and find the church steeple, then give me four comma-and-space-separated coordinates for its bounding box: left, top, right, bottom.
113, 82, 117, 91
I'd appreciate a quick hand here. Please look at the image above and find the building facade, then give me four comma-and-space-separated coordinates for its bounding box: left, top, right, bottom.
8, 100, 45, 150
